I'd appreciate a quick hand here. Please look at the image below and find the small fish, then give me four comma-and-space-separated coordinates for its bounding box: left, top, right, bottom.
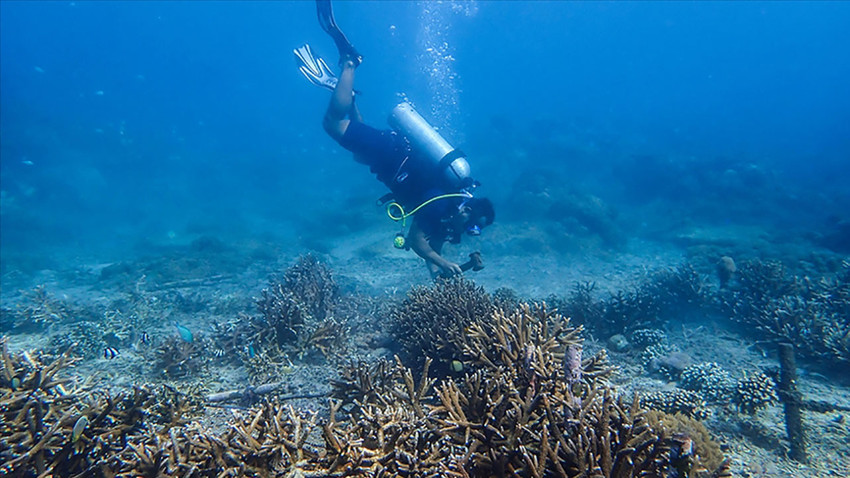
21, 160, 34, 166
281, 356, 296, 374
246, 344, 256, 359
103, 347, 119, 359
10, 377, 21, 390
34, 66, 45, 73
139, 332, 150, 345
450, 360, 464, 373
212, 349, 225, 358
174, 322, 194, 343
71, 416, 89, 442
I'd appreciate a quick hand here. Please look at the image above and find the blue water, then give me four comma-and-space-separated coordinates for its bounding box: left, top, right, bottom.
1, 1, 849, 276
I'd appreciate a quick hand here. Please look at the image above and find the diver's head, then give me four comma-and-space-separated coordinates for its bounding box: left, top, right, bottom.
453, 197, 495, 236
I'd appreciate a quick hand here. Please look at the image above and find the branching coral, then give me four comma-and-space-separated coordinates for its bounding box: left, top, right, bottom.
113, 399, 323, 477
0, 338, 152, 477
152, 336, 210, 378
461, 303, 614, 391
251, 254, 349, 363
723, 259, 850, 364
326, 302, 725, 477
391, 276, 494, 373
551, 264, 708, 338
2, 287, 734, 478
12, 285, 69, 330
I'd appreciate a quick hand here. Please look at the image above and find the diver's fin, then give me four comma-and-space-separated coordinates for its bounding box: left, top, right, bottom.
316, 0, 362, 66
294, 43, 338, 91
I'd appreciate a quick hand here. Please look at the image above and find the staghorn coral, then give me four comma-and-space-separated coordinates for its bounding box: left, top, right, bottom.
252, 254, 349, 362
391, 276, 493, 373
112, 399, 324, 477
208, 314, 252, 363
723, 259, 850, 364
1, 286, 734, 478
460, 303, 615, 390
243, 343, 296, 383
331, 357, 407, 411
151, 335, 210, 379
325, 302, 725, 477
12, 285, 69, 330
147, 383, 207, 430
492, 286, 522, 312
300, 317, 350, 361
551, 264, 707, 338
734, 371, 778, 415
321, 306, 727, 477
0, 338, 153, 477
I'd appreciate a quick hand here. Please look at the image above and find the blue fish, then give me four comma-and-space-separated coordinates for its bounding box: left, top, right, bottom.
174, 322, 194, 343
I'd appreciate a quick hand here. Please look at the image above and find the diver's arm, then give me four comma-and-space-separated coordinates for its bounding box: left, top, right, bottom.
323, 59, 358, 141
408, 220, 462, 276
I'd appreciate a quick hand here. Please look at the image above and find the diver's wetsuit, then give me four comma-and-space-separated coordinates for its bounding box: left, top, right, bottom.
338, 121, 461, 242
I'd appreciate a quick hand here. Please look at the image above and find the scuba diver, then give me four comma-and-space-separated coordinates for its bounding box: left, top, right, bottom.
294, 0, 494, 279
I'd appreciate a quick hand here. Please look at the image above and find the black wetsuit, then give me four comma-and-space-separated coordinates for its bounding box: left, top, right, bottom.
339, 121, 460, 241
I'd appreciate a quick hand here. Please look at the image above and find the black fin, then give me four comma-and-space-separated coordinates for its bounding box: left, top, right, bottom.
316, 0, 361, 66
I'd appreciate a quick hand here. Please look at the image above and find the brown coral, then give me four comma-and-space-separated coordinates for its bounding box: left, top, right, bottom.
391, 276, 494, 373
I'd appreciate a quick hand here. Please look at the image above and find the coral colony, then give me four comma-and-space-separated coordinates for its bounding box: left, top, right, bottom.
2, 255, 849, 476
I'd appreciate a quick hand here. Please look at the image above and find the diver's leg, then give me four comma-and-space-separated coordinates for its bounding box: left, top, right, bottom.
323, 60, 357, 141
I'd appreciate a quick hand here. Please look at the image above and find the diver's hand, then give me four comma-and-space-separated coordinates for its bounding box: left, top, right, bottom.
441, 262, 463, 277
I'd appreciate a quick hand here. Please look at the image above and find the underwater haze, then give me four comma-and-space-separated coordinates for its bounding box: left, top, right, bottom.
3, 2, 850, 475
2, 0, 849, 276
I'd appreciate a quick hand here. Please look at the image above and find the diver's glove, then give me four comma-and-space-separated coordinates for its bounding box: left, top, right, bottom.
294, 44, 339, 91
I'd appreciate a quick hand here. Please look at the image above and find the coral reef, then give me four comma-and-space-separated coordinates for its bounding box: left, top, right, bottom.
734, 371, 778, 415
391, 276, 494, 373
640, 389, 711, 420
113, 398, 324, 477
679, 362, 735, 404
147, 383, 207, 430
10, 285, 69, 330
551, 264, 707, 338
460, 303, 615, 389
151, 336, 210, 379
722, 259, 850, 364
644, 411, 728, 475
0, 339, 152, 477
323, 303, 727, 477
630, 328, 668, 349
251, 254, 349, 362
1, 293, 732, 477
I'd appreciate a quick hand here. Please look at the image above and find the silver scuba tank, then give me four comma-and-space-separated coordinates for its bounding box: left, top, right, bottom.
388, 102, 471, 189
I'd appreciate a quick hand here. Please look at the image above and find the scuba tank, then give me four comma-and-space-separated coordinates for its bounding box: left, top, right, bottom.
388, 102, 472, 190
